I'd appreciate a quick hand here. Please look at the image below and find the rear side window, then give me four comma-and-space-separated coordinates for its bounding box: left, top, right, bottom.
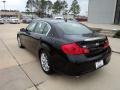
42, 23, 51, 35
56, 23, 92, 35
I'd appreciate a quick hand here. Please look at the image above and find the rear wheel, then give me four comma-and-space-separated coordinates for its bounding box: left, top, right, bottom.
17, 36, 24, 48
40, 50, 54, 75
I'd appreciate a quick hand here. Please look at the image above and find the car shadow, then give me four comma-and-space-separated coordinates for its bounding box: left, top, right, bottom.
47, 67, 106, 83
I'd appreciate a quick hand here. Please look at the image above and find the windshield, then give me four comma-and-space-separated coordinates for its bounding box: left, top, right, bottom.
56, 23, 93, 35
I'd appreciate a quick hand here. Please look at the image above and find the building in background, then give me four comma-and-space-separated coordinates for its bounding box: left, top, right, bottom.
0, 10, 21, 18
88, 0, 120, 25
21, 12, 37, 19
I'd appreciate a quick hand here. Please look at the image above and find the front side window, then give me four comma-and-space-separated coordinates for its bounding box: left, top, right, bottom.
27, 22, 36, 32
34, 22, 47, 34
34, 22, 43, 34
34, 22, 51, 35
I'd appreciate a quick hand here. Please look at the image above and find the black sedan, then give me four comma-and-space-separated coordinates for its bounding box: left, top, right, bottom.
17, 19, 111, 76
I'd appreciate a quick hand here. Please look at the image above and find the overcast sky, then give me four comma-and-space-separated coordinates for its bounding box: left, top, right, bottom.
0, 0, 89, 16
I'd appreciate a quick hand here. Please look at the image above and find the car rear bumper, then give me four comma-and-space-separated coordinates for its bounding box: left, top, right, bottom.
51, 47, 111, 76
61, 56, 110, 76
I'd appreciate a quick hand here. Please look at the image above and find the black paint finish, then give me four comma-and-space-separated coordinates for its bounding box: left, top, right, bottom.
17, 19, 112, 75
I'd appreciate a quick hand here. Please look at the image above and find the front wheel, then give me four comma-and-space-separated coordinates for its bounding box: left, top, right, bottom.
40, 50, 54, 75
17, 36, 24, 48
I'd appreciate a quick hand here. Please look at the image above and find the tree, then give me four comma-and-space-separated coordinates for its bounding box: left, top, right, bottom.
46, 1, 53, 14
35, 0, 47, 17
61, 0, 68, 15
52, 0, 68, 15
26, 0, 53, 17
26, 0, 33, 12
69, 0, 80, 17
52, 0, 62, 14
26, 8, 30, 15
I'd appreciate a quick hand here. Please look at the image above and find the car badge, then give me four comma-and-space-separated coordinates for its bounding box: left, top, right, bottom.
95, 43, 99, 46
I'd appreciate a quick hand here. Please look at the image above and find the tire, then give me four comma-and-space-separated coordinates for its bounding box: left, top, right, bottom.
40, 50, 54, 75
17, 36, 24, 48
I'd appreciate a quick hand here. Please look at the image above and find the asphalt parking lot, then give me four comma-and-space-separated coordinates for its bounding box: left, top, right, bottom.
0, 24, 120, 90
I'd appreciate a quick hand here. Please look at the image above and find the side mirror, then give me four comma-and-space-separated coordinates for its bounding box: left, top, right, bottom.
20, 28, 27, 32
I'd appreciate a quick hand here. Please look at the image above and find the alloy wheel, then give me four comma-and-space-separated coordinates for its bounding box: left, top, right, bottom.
41, 53, 50, 72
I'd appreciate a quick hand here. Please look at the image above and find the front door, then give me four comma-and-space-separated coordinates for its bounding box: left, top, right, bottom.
28, 21, 48, 54
22, 22, 37, 50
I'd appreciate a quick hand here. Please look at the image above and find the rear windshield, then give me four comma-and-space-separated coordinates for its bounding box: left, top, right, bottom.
56, 23, 93, 35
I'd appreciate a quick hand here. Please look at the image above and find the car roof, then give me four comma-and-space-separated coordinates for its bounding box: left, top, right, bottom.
33, 18, 78, 24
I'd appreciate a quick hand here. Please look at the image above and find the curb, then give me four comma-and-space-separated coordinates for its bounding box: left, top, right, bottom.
112, 51, 120, 54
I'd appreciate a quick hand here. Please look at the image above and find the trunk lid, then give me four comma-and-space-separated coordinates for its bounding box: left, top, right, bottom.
63, 33, 108, 58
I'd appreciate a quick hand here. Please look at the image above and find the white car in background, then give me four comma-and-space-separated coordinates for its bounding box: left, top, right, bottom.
3, 17, 10, 23
0, 18, 4, 24
9, 17, 20, 24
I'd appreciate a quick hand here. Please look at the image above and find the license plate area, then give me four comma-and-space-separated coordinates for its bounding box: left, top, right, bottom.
95, 60, 104, 69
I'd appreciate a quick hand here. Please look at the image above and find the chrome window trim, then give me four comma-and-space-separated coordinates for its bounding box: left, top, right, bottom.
45, 22, 51, 36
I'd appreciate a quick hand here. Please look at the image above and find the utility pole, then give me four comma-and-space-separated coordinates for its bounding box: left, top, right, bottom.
2, 0, 6, 10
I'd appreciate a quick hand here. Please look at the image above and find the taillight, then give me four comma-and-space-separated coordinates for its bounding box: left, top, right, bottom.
104, 40, 109, 48
61, 43, 89, 55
